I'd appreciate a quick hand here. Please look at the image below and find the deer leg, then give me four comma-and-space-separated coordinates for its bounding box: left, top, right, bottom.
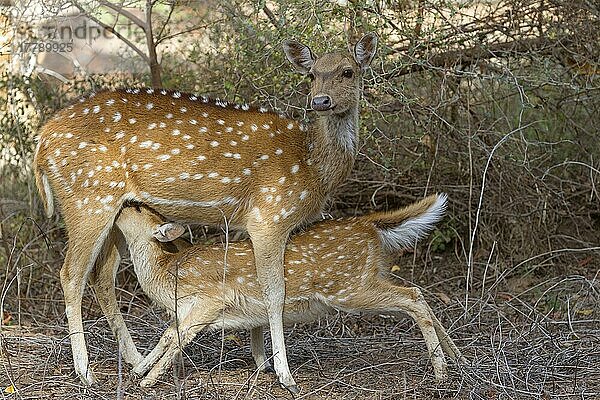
247, 230, 298, 393
60, 217, 115, 385
139, 305, 219, 388
89, 230, 144, 367
250, 326, 273, 372
337, 285, 448, 382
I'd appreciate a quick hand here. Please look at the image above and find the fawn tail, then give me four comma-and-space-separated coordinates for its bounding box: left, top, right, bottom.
367, 193, 447, 252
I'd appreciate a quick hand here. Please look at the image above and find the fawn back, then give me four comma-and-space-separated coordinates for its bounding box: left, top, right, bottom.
115, 194, 447, 323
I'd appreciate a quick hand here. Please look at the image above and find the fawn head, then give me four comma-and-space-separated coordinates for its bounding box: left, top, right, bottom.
283, 33, 378, 115
116, 205, 185, 244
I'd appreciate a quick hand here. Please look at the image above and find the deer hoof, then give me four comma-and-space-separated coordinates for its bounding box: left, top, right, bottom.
285, 384, 300, 395
78, 367, 98, 386
261, 362, 275, 374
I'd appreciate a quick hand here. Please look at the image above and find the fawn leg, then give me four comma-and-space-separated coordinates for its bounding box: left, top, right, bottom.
140, 305, 220, 387
424, 302, 465, 363
338, 285, 448, 381
250, 326, 273, 372
132, 322, 179, 377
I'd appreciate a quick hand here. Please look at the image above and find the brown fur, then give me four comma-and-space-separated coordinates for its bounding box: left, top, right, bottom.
113, 195, 463, 387
33, 34, 378, 390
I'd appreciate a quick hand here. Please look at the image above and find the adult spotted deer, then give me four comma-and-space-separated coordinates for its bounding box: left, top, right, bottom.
33, 33, 378, 391
114, 194, 462, 387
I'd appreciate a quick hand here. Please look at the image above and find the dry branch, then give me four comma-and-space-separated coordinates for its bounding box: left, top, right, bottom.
384, 36, 564, 79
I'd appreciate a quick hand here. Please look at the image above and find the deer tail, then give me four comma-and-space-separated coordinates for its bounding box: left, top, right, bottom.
33, 145, 55, 218
367, 193, 447, 252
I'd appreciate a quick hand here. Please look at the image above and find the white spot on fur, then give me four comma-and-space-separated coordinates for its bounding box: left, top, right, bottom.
252, 207, 263, 222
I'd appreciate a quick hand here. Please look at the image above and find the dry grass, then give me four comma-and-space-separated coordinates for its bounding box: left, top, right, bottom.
2, 252, 599, 400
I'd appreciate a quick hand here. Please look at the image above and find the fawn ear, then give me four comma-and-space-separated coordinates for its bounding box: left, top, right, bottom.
283, 39, 316, 74
154, 223, 185, 242
353, 32, 378, 71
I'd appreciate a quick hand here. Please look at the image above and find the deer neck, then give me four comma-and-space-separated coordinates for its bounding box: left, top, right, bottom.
126, 239, 163, 281
308, 105, 359, 192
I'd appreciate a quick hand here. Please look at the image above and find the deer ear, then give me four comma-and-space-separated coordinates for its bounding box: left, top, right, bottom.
353, 33, 378, 71
283, 39, 316, 74
153, 223, 185, 242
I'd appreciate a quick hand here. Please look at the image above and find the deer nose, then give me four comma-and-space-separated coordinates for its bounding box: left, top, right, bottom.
311, 95, 333, 111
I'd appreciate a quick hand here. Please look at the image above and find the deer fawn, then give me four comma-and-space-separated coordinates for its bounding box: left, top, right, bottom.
33, 33, 378, 391
114, 194, 462, 387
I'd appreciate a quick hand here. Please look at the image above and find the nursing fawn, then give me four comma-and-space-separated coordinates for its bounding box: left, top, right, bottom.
33, 33, 378, 391
114, 194, 462, 387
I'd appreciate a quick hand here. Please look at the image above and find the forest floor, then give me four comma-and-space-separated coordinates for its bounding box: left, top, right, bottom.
2, 255, 599, 400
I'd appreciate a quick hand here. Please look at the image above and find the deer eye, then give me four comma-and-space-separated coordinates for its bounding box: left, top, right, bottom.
307, 72, 315, 82
342, 69, 354, 78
